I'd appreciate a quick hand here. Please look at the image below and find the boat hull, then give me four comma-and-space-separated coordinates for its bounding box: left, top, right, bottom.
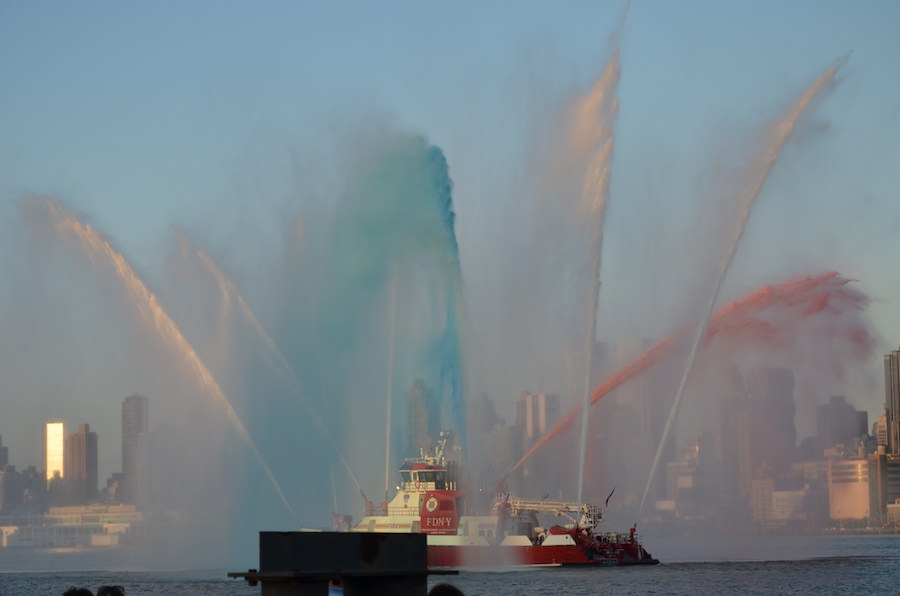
426, 544, 659, 567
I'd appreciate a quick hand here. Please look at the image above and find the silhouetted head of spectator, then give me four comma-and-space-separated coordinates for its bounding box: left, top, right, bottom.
97, 586, 125, 596
63, 588, 93, 596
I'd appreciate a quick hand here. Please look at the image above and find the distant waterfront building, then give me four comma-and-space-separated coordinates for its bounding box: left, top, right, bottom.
747, 367, 797, 475
64, 424, 98, 505
827, 458, 874, 520
44, 422, 65, 488
874, 412, 888, 448
0, 465, 16, 511
770, 488, 808, 522
750, 477, 775, 522
513, 392, 561, 488
516, 392, 560, 451
19, 465, 46, 510
468, 393, 501, 437
880, 457, 900, 521
122, 394, 148, 505
884, 348, 900, 455
816, 396, 868, 453
610, 339, 656, 437
0, 436, 7, 469
721, 367, 797, 501
407, 380, 433, 455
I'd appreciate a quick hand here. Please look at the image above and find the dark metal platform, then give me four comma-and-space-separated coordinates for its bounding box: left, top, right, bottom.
228, 532, 456, 595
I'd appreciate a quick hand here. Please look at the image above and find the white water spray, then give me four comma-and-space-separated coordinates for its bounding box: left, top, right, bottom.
636, 57, 847, 524
190, 241, 364, 495
27, 196, 299, 524
574, 47, 621, 511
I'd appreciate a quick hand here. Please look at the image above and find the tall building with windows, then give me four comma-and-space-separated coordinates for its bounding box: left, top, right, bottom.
0, 435, 8, 469
816, 396, 868, 453
45, 422, 65, 488
407, 380, 432, 455
122, 394, 148, 505
65, 424, 98, 505
884, 348, 900, 455
516, 392, 560, 451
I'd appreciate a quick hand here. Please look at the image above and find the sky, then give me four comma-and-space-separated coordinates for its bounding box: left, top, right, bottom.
1, 1, 899, 541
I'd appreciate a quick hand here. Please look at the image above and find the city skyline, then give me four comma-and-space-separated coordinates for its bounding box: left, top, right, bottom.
1, 1, 898, 566
0, 348, 886, 498
0, 360, 887, 521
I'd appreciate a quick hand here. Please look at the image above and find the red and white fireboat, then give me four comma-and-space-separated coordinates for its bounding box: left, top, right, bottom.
341, 432, 658, 567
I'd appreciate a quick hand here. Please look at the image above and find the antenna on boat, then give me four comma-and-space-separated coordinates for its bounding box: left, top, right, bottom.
605, 487, 615, 507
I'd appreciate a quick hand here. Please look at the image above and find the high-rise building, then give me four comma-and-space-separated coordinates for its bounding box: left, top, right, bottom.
516, 392, 560, 451
0, 464, 20, 512
746, 367, 797, 475
19, 465, 46, 509
45, 422, 65, 488
884, 348, 900, 455
406, 379, 441, 456
827, 457, 876, 520
874, 412, 889, 449
468, 393, 501, 437
0, 435, 8, 469
816, 396, 868, 453
122, 394, 148, 505
64, 423, 98, 505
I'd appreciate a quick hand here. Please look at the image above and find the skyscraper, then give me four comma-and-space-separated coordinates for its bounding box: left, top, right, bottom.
516, 392, 560, 451
45, 421, 65, 488
884, 348, 900, 456
0, 435, 8, 469
816, 396, 868, 453
407, 380, 433, 455
122, 394, 148, 505
65, 423, 98, 505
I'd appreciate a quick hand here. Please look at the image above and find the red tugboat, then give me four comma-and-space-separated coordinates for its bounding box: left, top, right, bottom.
349, 432, 659, 567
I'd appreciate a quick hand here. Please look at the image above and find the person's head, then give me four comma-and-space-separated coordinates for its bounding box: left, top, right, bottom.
97, 587, 125, 596
63, 589, 93, 596
428, 583, 464, 596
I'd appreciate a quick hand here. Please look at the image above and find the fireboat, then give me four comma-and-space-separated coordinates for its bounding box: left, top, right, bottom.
338, 432, 659, 567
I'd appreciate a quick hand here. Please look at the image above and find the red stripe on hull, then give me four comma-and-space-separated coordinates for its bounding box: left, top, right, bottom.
428, 545, 599, 567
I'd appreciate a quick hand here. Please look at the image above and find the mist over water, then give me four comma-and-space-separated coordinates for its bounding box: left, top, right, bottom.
0, 35, 880, 572
7, 129, 466, 566
637, 57, 847, 522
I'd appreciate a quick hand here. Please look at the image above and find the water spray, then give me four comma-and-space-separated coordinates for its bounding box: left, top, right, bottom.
26, 196, 300, 525
574, 44, 621, 513
509, 272, 871, 477
188, 237, 364, 495
635, 56, 847, 525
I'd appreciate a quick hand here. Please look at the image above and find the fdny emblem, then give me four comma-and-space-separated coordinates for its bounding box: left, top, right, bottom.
425, 496, 439, 512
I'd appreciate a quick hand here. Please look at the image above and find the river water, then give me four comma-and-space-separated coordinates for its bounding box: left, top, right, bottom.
1, 534, 898, 595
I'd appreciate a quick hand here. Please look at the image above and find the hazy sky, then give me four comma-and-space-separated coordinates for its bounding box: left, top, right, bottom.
2, 1, 899, 485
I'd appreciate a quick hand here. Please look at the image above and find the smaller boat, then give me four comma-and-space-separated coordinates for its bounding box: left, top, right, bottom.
348, 432, 659, 567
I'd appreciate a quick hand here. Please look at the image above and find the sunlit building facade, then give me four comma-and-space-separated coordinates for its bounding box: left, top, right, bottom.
827, 458, 873, 520
45, 422, 65, 488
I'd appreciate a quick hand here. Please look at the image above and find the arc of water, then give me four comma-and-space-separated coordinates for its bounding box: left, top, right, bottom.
192, 244, 364, 495
30, 196, 299, 524
575, 46, 621, 512
635, 57, 847, 524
